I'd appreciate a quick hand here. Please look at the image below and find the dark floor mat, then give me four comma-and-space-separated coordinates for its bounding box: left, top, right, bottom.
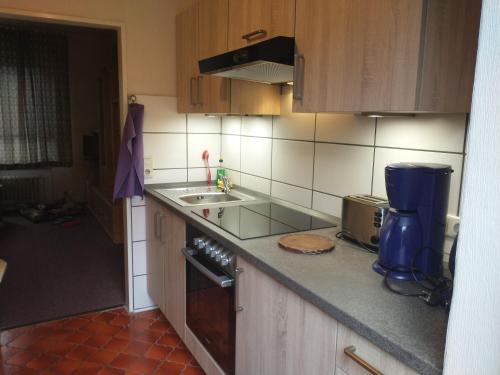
0, 214, 125, 330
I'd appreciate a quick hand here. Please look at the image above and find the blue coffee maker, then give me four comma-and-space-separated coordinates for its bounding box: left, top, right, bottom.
373, 163, 452, 280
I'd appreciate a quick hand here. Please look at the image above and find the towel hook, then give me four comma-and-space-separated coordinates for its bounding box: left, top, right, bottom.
128, 94, 137, 104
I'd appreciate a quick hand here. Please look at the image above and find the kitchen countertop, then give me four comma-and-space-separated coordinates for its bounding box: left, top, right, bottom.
144, 183, 448, 375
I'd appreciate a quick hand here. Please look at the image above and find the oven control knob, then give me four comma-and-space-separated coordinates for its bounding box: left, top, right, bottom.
216, 249, 227, 262
211, 246, 222, 259
193, 236, 207, 249
219, 250, 230, 265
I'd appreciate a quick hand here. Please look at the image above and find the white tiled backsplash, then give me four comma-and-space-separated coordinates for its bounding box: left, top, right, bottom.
130, 92, 466, 309
138, 92, 466, 217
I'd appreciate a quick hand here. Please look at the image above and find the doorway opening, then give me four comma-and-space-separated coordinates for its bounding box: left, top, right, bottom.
0, 17, 126, 330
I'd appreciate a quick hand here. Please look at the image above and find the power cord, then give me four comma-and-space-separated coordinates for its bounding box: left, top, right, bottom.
336, 231, 453, 309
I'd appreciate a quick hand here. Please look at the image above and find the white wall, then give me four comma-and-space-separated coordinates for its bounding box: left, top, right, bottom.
443, 1, 500, 374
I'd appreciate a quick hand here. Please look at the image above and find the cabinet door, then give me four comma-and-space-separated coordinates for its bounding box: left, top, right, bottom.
164, 207, 186, 339
198, 0, 230, 113
228, 0, 295, 50
176, 4, 200, 113
146, 198, 164, 310
336, 324, 419, 375
235, 257, 337, 375
293, 0, 423, 113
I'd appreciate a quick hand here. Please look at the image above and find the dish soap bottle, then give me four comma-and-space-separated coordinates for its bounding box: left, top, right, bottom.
216, 158, 225, 189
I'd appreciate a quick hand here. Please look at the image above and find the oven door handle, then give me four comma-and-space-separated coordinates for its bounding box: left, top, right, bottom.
182, 248, 234, 288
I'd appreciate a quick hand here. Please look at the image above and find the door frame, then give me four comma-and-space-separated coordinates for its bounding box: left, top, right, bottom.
0, 7, 134, 312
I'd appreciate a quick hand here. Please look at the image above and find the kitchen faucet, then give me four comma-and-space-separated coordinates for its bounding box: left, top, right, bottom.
220, 175, 231, 194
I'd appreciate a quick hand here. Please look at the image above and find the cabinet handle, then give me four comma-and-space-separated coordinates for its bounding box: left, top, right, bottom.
154, 212, 160, 239
241, 29, 267, 41
293, 53, 305, 101
344, 346, 383, 375
190, 77, 197, 105
197, 76, 203, 106
159, 214, 167, 244
234, 267, 244, 312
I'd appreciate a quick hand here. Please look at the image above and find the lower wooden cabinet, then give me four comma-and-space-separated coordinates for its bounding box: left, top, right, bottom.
163, 207, 186, 339
235, 257, 338, 375
336, 324, 419, 375
145, 197, 186, 339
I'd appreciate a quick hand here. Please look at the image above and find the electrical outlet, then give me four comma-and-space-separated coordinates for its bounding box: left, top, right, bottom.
446, 214, 460, 237
144, 156, 154, 179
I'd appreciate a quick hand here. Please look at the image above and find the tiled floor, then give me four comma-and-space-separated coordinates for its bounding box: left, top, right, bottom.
0, 308, 206, 375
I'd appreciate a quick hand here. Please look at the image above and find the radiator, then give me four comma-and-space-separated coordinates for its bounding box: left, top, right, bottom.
0, 175, 49, 209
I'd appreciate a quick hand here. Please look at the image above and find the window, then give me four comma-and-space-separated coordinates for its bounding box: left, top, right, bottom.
0, 25, 72, 169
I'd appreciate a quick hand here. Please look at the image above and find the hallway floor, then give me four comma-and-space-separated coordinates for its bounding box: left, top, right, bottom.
0, 307, 205, 375
0, 213, 125, 329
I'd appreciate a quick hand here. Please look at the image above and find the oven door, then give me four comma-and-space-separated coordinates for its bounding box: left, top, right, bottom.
183, 248, 235, 375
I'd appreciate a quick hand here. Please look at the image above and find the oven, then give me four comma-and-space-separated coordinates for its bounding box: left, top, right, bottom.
184, 227, 239, 375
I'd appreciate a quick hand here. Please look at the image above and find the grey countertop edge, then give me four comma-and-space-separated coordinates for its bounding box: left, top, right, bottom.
142, 184, 443, 375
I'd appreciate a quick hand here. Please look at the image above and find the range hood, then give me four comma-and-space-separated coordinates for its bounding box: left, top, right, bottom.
198, 36, 294, 84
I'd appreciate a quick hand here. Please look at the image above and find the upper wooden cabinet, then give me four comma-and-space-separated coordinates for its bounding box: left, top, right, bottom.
176, 0, 280, 115
176, 2, 230, 114
293, 0, 481, 113
227, 0, 295, 50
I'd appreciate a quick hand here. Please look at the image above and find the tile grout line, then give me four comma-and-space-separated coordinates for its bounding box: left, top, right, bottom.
370, 118, 378, 196
310, 113, 318, 209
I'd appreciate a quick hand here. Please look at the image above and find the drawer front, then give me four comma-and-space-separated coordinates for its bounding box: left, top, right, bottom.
336, 324, 419, 375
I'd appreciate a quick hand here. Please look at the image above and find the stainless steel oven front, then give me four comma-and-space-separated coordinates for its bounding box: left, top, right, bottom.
183, 230, 239, 375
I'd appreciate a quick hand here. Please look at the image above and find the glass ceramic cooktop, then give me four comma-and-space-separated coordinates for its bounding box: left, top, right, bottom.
192, 202, 337, 240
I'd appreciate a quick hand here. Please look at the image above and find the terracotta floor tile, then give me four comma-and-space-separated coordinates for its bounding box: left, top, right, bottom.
183, 367, 206, 375
6, 351, 39, 366
110, 353, 139, 370
85, 349, 117, 365
134, 330, 163, 344
81, 322, 121, 337
103, 338, 129, 353
144, 345, 172, 361
115, 327, 133, 341
94, 312, 116, 324
61, 318, 88, 330
25, 353, 59, 370
148, 321, 171, 333
123, 341, 151, 357
109, 315, 131, 327
157, 334, 180, 348
84, 334, 113, 348
50, 358, 82, 374
129, 318, 153, 330
99, 367, 126, 375
129, 357, 160, 374
167, 349, 193, 365
0, 331, 22, 346
65, 331, 92, 344
66, 345, 98, 361
133, 309, 162, 320
8, 334, 39, 349
73, 361, 104, 375
43, 340, 76, 356
154, 361, 185, 375
1, 308, 203, 375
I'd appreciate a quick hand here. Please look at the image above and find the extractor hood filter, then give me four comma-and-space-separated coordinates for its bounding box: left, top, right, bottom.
199, 36, 295, 84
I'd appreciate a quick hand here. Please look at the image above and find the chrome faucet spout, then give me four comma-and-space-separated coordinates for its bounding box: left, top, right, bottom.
221, 175, 231, 193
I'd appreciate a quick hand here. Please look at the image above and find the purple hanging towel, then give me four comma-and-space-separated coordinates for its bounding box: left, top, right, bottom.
113, 103, 145, 200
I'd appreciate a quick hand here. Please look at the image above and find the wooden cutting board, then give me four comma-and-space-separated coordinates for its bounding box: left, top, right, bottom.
278, 234, 335, 254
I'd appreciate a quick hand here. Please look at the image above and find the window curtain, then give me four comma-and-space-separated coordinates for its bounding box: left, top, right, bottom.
0, 26, 72, 169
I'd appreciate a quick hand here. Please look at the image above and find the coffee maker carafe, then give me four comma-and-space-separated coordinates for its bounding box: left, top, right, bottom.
373, 163, 452, 280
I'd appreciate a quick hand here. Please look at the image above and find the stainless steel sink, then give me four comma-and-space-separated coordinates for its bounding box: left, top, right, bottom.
155, 186, 256, 206
179, 192, 242, 204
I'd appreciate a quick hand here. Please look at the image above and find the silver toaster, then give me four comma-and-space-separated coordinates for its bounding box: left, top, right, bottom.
341, 195, 389, 248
